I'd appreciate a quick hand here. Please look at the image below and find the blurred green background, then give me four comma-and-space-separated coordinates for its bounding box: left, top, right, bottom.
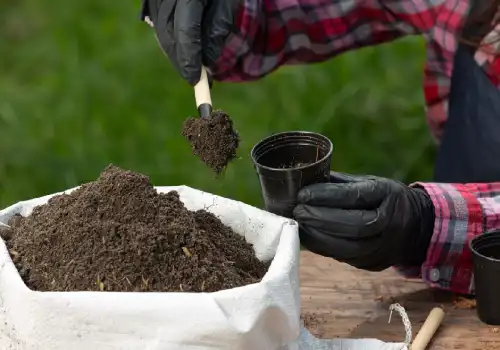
0, 0, 436, 209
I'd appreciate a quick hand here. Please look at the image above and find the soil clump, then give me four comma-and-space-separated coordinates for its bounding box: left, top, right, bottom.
301, 312, 327, 338
4, 165, 269, 292
453, 296, 477, 309
182, 110, 239, 174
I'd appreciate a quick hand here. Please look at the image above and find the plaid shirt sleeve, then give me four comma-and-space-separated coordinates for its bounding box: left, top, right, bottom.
213, 0, 472, 83
397, 182, 500, 295
213, 0, 500, 143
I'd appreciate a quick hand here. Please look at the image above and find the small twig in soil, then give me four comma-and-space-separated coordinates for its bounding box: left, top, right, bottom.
203, 198, 217, 212
96, 274, 105, 291
182, 247, 192, 257
141, 276, 149, 289
240, 270, 255, 279
124, 277, 132, 286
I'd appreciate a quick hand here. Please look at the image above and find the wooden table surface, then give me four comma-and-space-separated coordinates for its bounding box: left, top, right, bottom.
300, 251, 500, 349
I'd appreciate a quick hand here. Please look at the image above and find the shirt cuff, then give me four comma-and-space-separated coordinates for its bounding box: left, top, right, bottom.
397, 182, 484, 295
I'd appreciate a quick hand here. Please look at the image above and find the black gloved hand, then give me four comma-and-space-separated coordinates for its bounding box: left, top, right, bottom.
293, 172, 435, 271
140, 0, 240, 85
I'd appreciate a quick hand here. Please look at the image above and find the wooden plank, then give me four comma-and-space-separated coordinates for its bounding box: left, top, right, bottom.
299, 251, 500, 349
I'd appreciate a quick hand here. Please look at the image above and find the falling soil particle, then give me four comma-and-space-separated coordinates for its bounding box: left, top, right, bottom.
5, 164, 269, 292
453, 296, 476, 310
301, 312, 327, 338
182, 110, 239, 174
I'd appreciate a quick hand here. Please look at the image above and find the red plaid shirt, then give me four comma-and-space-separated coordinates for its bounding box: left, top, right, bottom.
394, 182, 500, 295
207, 0, 500, 295
211, 0, 500, 142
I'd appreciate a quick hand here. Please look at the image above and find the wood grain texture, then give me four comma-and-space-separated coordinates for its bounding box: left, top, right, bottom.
299, 251, 500, 349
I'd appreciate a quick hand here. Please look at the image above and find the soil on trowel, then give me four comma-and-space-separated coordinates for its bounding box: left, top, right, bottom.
182, 110, 239, 174
4, 164, 269, 292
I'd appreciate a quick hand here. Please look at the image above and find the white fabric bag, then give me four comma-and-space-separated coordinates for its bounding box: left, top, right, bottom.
0, 186, 408, 350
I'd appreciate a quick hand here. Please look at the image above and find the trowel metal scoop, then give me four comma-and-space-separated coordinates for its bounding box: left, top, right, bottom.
194, 66, 212, 118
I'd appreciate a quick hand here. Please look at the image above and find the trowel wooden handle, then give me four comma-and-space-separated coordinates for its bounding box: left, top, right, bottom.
194, 66, 212, 118
411, 307, 445, 350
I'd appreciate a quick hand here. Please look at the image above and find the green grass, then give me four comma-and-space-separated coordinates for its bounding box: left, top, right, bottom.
0, 0, 436, 209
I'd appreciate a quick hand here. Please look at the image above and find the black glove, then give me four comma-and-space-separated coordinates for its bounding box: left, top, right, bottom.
140, 0, 240, 85
293, 172, 435, 271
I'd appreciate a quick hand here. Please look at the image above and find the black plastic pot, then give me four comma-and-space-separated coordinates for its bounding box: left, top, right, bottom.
470, 232, 500, 325
250, 131, 333, 218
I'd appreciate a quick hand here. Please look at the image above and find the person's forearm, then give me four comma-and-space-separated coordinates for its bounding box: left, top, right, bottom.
211, 0, 410, 82
398, 182, 500, 295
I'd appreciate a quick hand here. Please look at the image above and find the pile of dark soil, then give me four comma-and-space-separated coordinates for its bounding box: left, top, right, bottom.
3, 165, 269, 292
182, 110, 239, 174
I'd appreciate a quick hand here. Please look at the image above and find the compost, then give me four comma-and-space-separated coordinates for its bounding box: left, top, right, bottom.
182, 110, 239, 174
4, 165, 269, 292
